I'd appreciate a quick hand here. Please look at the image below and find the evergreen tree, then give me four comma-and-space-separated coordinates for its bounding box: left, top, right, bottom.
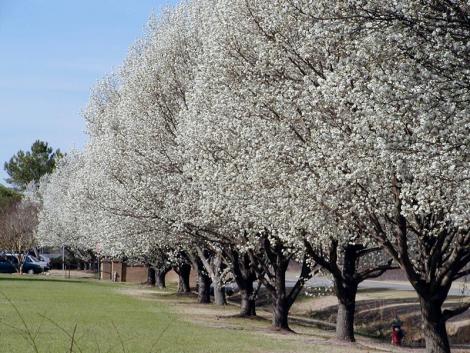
4, 140, 63, 190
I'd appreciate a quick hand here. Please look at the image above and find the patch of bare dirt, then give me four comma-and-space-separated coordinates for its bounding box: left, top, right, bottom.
121, 284, 453, 353
299, 292, 470, 349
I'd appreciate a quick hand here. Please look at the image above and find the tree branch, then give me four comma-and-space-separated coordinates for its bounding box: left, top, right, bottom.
443, 302, 470, 321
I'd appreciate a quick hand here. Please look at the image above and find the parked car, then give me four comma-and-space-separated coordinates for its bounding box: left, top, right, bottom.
37, 255, 51, 269
4, 254, 43, 275
24, 255, 46, 273
25, 255, 50, 271
0, 257, 17, 273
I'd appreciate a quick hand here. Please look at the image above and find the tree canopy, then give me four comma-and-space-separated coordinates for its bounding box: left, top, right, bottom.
4, 140, 63, 190
0, 184, 21, 209
35, 2, 469, 352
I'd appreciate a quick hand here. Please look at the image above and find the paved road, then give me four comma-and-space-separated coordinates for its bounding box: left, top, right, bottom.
285, 276, 470, 296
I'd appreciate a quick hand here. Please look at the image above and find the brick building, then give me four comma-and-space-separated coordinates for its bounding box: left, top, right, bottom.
100, 260, 148, 283
100, 260, 196, 284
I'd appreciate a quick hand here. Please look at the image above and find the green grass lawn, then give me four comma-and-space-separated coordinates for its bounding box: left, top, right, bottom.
0, 275, 330, 353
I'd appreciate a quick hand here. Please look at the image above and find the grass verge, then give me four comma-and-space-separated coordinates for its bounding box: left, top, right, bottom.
0, 275, 373, 353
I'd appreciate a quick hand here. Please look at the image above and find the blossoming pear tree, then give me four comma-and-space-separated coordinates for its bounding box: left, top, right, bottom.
306, 2, 470, 352
36, 1, 468, 350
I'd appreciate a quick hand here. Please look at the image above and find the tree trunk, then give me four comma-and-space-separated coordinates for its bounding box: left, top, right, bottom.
176, 264, 191, 293
227, 249, 257, 316
419, 297, 450, 353
197, 270, 211, 304
195, 248, 228, 305
247, 235, 295, 330
187, 252, 211, 304
272, 264, 290, 330
336, 300, 356, 342
239, 282, 256, 317
147, 266, 156, 286
334, 280, 358, 342
272, 294, 289, 330
213, 281, 226, 305
334, 243, 361, 342
155, 269, 168, 289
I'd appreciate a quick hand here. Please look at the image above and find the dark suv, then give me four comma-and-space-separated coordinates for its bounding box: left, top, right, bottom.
22, 256, 44, 274
3, 255, 43, 274
0, 257, 17, 273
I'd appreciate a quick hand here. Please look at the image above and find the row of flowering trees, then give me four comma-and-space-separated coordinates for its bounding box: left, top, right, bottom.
36, 1, 469, 353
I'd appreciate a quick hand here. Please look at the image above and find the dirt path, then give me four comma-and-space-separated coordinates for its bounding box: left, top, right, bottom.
118, 285, 470, 353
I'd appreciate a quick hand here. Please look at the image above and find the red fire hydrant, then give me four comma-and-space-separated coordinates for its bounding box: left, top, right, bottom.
391, 318, 404, 346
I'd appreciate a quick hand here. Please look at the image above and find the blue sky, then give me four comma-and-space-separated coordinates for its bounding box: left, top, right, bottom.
0, 0, 177, 185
